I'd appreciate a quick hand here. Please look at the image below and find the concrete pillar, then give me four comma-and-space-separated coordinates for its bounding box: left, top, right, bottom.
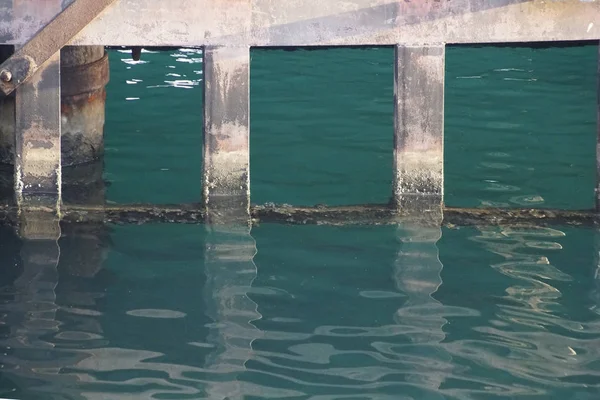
394, 44, 445, 215
14, 50, 62, 240
0, 45, 107, 238
203, 46, 250, 223
596, 43, 600, 211
0, 46, 107, 167
0, 46, 14, 170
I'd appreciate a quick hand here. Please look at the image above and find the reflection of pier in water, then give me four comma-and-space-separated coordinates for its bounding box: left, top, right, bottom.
0, 217, 263, 398
0, 214, 599, 397
203, 224, 261, 400
393, 215, 453, 396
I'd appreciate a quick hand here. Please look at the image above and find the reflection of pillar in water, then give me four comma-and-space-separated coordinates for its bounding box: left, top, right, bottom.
393, 220, 451, 396
203, 224, 261, 400
0, 239, 79, 396
0, 225, 110, 398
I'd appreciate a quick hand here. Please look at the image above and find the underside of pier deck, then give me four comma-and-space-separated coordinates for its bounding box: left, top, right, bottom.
1, 0, 599, 47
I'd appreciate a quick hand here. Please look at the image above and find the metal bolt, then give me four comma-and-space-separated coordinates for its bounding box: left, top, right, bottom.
0, 70, 12, 83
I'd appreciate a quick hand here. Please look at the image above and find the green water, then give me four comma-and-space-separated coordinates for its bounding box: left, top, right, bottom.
104, 45, 597, 208
0, 45, 599, 399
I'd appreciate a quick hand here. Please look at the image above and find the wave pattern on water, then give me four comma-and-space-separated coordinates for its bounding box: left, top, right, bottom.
0, 224, 598, 398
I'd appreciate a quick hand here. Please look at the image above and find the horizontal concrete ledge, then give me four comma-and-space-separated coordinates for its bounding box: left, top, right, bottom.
1, 0, 599, 47
0, 203, 597, 227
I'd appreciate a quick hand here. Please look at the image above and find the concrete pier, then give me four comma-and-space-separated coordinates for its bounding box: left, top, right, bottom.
0, 0, 598, 231
14, 50, 62, 240
393, 45, 445, 214
0, 46, 108, 167
203, 46, 250, 222
14, 52, 62, 202
0, 45, 107, 238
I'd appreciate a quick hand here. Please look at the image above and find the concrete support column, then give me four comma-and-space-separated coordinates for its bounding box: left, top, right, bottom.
394, 44, 445, 215
203, 46, 250, 223
596, 43, 600, 211
14, 51, 62, 240
0, 46, 107, 238
0, 46, 108, 167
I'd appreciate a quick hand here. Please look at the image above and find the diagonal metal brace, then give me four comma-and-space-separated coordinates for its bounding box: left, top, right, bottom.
0, 0, 117, 97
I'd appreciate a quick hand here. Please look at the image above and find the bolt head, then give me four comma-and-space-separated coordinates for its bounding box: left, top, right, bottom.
0, 70, 12, 83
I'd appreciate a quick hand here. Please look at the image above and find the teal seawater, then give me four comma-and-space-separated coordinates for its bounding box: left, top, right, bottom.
103, 45, 597, 208
0, 223, 599, 399
0, 46, 598, 399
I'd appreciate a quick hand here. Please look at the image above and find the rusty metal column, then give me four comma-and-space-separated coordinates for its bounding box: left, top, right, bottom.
394, 45, 445, 215
61, 45, 108, 166
203, 46, 250, 223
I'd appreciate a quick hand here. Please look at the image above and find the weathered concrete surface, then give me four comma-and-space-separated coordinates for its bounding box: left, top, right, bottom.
0, 46, 109, 166
17, 195, 61, 240
394, 45, 444, 213
0, 0, 114, 96
14, 51, 61, 201
12, 5, 62, 240
596, 44, 600, 211
0, 0, 592, 47
0, 202, 597, 227
203, 46, 250, 222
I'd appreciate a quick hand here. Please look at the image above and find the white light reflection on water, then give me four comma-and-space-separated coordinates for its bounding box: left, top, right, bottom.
118, 47, 204, 98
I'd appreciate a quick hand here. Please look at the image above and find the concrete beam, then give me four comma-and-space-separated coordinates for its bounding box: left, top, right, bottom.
203, 46, 250, 223
0, 0, 597, 47
393, 44, 444, 214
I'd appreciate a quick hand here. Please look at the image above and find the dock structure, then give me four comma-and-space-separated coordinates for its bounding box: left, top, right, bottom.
0, 0, 599, 236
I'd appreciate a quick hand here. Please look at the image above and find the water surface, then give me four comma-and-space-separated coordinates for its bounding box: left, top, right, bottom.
0, 45, 599, 399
